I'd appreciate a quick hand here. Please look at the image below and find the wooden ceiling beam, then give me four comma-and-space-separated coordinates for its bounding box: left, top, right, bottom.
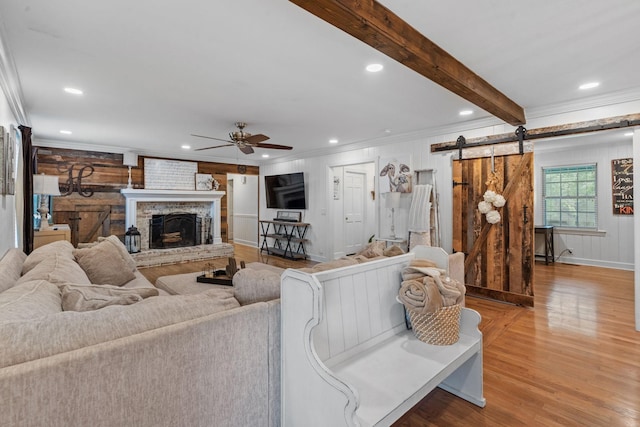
290, 0, 526, 126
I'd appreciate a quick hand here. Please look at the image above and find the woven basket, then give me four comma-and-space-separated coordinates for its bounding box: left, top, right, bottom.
407, 304, 462, 345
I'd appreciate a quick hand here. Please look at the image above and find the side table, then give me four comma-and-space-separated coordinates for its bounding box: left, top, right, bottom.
34, 224, 71, 249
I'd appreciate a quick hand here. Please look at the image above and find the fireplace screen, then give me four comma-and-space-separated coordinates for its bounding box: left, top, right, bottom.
150, 213, 202, 249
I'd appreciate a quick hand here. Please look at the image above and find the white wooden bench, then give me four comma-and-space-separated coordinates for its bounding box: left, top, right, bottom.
281, 246, 485, 427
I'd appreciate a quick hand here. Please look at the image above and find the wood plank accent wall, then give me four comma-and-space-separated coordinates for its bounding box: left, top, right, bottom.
35, 147, 258, 244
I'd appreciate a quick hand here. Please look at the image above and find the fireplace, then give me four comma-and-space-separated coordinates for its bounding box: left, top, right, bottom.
150, 213, 204, 249
121, 189, 225, 251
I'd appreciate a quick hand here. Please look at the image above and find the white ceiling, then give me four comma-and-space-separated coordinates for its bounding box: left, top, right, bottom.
1, 0, 639, 164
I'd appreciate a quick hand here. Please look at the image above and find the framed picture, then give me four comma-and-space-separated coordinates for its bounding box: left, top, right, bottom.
195, 173, 214, 191
4, 125, 20, 195
0, 126, 5, 194
379, 155, 412, 193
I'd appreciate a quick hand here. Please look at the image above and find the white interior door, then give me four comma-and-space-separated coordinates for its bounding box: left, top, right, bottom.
344, 171, 365, 254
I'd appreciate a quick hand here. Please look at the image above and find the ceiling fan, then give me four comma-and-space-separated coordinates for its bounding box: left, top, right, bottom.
192, 122, 293, 155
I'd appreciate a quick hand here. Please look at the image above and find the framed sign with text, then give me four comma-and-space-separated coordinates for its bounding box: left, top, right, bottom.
611, 158, 633, 215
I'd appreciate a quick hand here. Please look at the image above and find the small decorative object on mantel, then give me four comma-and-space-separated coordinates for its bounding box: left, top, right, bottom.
125, 225, 141, 254
197, 257, 246, 286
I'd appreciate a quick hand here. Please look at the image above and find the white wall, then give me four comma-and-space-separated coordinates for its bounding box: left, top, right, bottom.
228, 173, 259, 247
534, 136, 633, 269
0, 87, 18, 255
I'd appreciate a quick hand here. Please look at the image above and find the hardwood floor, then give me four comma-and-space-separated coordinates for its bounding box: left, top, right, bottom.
140, 245, 639, 426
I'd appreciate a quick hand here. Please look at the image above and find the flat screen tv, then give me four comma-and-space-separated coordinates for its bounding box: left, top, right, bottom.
265, 172, 307, 209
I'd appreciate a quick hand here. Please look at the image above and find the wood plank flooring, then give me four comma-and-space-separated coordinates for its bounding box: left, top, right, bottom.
140, 245, 639, 426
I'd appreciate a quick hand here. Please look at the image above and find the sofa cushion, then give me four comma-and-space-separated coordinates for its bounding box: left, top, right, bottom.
60, 283, 159, 312
0, 248, 27, 293
17, 252, 91, 285
0, 279, 62, 322
97, 235, 137, 271
74, 240, 136, 286
233, 268, 281, 305
0, 288, 240, 369
22, 240, 75, 274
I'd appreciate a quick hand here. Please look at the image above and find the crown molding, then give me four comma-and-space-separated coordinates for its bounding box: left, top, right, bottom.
525, 87, 640, 120
0, 21, 29, 125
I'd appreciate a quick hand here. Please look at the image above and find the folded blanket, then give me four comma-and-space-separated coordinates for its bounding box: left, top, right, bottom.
398, 279, 443, 314
59, 283, 159, 312
400, 263, 465, 307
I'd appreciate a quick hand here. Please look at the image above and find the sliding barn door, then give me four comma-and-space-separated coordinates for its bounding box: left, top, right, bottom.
452, 152, 534, 306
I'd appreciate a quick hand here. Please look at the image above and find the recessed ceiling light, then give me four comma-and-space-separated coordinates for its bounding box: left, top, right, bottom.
579, 82, 600, 90
262, 154, 270, 158
181, 144, 191, 150
59, 130, 72, 135
329, 139, 339, 144
459, 110, 473, 116
64, 87, 83, 95
624, 132, 634, 137
366, 63, 383, 72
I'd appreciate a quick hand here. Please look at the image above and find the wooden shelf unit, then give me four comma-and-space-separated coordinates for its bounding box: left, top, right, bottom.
259, 220, 310, 260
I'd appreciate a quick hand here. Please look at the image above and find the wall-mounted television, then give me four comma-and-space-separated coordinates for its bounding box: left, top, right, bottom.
264, 172, 307, 209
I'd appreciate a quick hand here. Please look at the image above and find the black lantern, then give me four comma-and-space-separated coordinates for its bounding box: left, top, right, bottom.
125, 225, 141, 254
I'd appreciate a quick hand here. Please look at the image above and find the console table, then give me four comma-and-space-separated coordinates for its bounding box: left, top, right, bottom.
259, 220, 310, 260
534, 225, 554, 264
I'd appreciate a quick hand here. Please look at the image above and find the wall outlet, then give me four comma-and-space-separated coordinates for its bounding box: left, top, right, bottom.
567, 248, 574, 254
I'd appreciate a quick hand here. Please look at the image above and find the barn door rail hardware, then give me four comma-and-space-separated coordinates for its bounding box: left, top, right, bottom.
431, 113, 640, 153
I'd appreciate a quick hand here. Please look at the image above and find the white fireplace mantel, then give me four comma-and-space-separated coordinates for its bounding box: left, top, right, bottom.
121, 189, 226, 244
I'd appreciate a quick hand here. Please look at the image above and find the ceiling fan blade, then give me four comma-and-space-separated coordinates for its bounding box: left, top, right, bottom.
191, 134, 233, 143
244, 134, 270, 144
254, 142, 293, 150
194, 143, 234, 151
239, 145, 254, 155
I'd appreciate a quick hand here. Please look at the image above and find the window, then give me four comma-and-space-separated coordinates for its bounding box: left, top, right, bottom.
542, 164, 597, 228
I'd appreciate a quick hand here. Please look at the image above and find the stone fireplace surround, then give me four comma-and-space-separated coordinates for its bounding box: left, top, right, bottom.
121, 189, 225, 251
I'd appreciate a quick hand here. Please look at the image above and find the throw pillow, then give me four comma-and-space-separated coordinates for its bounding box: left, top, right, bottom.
383, 245, 405, 257
17, 252, 91, 285
59, 283, 159, 312
97, 235, 137, 271
74, 240, 136, 286
356, 240, 386, 258
233, 268, 281, 305
22, 240, 75, 274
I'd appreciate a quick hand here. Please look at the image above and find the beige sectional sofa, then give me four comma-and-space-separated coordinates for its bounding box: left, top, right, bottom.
0, 238, 282, 427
